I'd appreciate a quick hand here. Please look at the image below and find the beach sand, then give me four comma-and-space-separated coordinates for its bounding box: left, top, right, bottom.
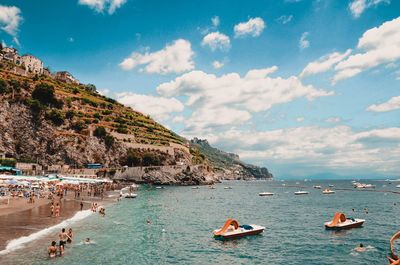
0, 189, 119, 252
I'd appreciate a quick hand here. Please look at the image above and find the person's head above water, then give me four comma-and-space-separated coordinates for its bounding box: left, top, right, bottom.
62, 228, 65, 232
85, 238, 90, 242
360, 243, 364, 247
51, 241, 56, 246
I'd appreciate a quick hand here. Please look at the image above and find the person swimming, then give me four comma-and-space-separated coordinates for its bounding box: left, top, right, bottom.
83, 238, 94, 245
354, 243, 366, 252
48, 241, 57, 258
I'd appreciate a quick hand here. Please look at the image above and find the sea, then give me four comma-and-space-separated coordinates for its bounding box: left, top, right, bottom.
0, 179, 399, 265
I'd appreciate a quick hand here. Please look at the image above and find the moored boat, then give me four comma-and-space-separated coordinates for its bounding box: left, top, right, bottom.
313, 185, 322, 189
224, 186, 232, 189
324, 212, 364, 230
322, 189, 335, 194
213, 219, 265, 240
124, 193, 137, 198
259, 192, 274, 196
294, 191, 309, 195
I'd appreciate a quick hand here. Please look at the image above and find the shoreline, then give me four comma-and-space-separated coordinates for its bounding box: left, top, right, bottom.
0, 192, 116, 254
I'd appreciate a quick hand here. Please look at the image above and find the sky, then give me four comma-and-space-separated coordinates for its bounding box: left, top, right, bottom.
0, 0, 399, 178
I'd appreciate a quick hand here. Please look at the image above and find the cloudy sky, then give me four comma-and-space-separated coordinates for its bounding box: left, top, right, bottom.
1, 0, 399, 178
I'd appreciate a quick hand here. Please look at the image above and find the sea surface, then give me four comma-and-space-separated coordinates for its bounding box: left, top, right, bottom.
1, 180, 400, 265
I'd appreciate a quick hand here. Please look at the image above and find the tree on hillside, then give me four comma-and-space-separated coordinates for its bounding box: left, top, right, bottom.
32, 83, 63, 108
0, 79, 8, 94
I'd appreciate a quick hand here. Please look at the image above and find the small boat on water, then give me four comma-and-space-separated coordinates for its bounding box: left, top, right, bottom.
322, 189, 335, 194
354, 182, 376, 189
259, 192, 274, 196
388, 231, 400, 265
224, 187, 232, 190
294, 191, 309, 195
396, 185, 400, 188
213, 219, 265, 240
324, 212, 364, 230
124, 193, 137, 198
328, 184, 334, 187
192, 186, 199, 189
313, 185, 322, 189
156, 186, 164, 189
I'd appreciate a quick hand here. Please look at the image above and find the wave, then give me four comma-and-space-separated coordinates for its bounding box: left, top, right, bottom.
0, 209, 93, 255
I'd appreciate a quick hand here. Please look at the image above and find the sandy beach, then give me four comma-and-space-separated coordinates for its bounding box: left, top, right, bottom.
0, 191, 117, 252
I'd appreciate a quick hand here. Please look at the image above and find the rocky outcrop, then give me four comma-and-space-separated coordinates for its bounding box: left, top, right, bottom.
113, 165, 218, 185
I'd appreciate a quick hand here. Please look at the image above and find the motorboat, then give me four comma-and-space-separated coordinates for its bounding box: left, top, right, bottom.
224, 187, 232, 189
294, 191, 309, 195
192, 186, 199, 189
213, 219, 265, 240
156, 186, 164, 189
322, 189, 335, 194
354, 182, 376, 189
396, 185, 400, 188
259, 192, 274, 196
124, 193, 137, 198
313, 185, 322, 189
328, 184, 334, 187
324, 212, 364, 230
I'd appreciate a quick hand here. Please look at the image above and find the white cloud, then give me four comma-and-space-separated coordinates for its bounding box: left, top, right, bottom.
333, 17, 400, 84
212, 60, 224, 69
119, 39, 195, 74
157, 67, 332, 130
0, 5, 22, 43
195, 126, 400, 176
349, 0, 390, 18
116, 92, 184, 120
211, 16, 220, 27
326, 117, 342, 123
367, 96, 400, 112
98, 88, 110, 96
234, 17, 265, 38
201, 32, 231, 51
276, 15, 293, 24
300, 49, 352, 78
172, 115, 185, 124
78, 0, 127, 14
299, 32, 310, 50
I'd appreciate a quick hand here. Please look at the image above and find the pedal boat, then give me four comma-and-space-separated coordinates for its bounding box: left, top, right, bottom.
213, 219, 265, 240
324, 212, 364, 230
322, 189, 335, 194
259, 192, 274, 196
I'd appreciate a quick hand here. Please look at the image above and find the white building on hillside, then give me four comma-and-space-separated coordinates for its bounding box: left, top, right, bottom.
55, 71, 80, 85
21, 54, 44, 75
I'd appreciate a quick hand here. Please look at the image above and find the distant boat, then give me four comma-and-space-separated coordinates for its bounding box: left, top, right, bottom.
313, 185, 322, 189
224, 187, 232, 190
124, 193, 137, 198
396, 185, 400, 188
294, 191, 309, 195
328, 184, 334, 187
295, 182, 300, 185
322, 189, 335, 194
156, 186, 164, 189
354, 183, 376, 189
192, 186, 199, 189
324, 212, 364, 230
259, 192, 274, 196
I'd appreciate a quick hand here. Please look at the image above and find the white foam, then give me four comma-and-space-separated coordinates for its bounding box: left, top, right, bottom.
0, 209, 93, 255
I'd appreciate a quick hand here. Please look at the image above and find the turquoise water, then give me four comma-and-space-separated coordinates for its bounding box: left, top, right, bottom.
1, 180, 400, 264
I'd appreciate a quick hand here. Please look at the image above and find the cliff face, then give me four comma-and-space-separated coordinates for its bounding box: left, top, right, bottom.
190, 138, 273, 180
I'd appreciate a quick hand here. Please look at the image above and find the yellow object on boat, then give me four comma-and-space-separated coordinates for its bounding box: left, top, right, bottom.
327, 212, 347, 227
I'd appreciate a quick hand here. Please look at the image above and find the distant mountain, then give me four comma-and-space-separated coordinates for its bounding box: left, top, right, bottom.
190, 138, 273, 179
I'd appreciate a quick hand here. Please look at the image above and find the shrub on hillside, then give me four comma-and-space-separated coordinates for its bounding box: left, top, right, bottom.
0, 158, 16, 167
94, 126, 107, 138
71, 121, 86, 132
45, 109, 65, 126
104, 135, 114, 148
0, 79, 9, 94
66, 110, 75, 120
32, 83, 63, 108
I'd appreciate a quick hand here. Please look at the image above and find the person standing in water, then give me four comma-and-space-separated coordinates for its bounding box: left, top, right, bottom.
58, 228, 71, 254
80, 200, 84, 211
67, 228, 73, 243
48, 241, 58, 258
50, 202, 55, 217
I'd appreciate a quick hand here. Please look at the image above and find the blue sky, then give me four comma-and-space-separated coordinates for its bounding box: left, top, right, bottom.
1, 0, 399, 178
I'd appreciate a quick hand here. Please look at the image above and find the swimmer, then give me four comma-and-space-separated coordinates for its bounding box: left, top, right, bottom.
146, 220, 151, 224
84, 238, 92, 244
354, 243, 366, 252
48, 241, 57, 258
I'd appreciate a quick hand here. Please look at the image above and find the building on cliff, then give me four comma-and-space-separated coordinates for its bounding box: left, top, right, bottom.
21, 54, 44, 75
55, 71, 80, 85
